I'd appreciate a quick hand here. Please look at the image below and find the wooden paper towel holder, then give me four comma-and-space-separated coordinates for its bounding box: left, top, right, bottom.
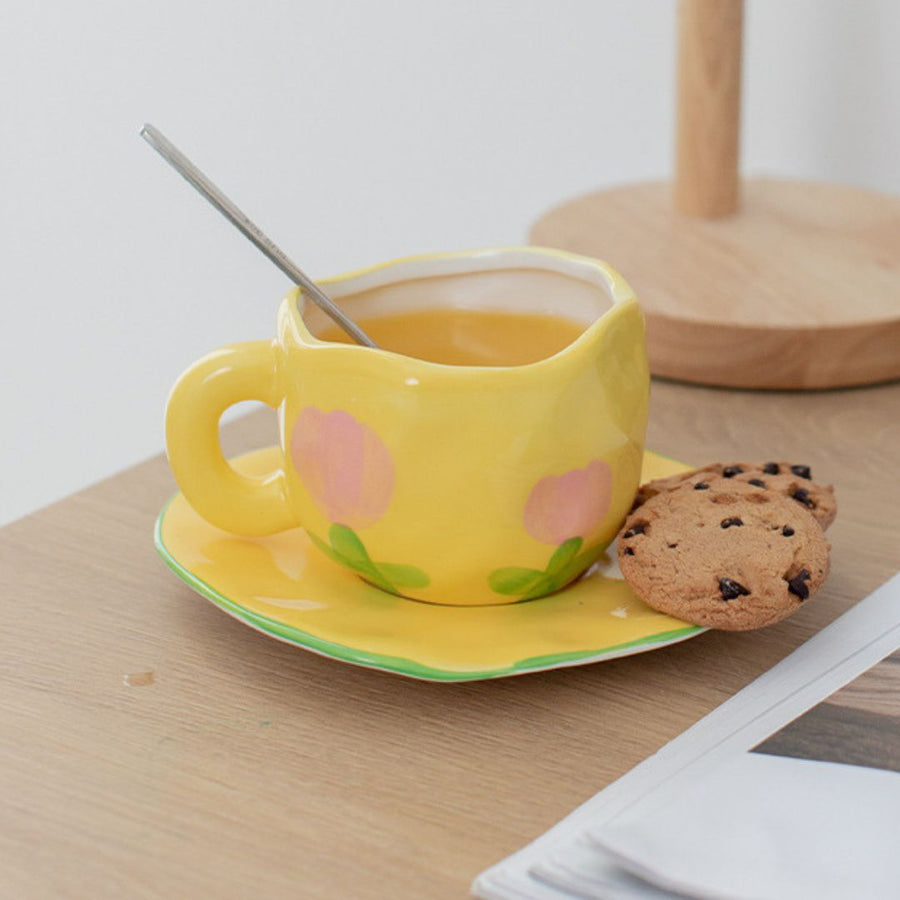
530, 0, 900, 389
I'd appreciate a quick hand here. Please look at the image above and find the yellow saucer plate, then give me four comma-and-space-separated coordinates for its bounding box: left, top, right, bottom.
155, 447, 704, 682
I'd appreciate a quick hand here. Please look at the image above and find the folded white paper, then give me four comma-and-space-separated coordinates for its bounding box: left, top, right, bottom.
593, 752, 900, 900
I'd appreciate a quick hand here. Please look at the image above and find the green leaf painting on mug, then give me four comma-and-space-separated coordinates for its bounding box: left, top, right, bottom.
376, 562, 431, 590
308, 524, 430, 596
546, 536, 583, 575
488, 567, 553, 599
489, 538, 599, 601
329, 524, 374, 573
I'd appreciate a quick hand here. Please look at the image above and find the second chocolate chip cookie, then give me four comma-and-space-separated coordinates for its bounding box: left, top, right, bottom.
633, 461, 836, 530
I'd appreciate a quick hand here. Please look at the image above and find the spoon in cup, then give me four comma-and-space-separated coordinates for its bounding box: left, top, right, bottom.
140, 124, 379, 349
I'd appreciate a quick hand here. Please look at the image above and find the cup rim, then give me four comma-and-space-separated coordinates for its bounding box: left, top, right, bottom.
280, 246, 640, 375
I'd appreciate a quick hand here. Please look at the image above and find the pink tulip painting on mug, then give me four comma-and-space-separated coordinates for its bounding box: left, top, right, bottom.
489, 460, 613, 601
290, 407, 430, 595
291, 406, 615, 602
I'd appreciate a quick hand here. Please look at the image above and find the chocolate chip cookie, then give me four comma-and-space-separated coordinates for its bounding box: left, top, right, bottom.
618, 479, 830, 630
634, 461, 836, 530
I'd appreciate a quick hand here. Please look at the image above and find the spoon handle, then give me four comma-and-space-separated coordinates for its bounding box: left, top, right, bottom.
140, 124, 379, 349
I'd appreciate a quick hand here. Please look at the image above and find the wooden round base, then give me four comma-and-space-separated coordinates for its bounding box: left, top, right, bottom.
530, 178, 900, 389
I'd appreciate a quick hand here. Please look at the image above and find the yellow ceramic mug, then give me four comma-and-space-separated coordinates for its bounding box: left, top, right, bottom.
166, 247, 649, 606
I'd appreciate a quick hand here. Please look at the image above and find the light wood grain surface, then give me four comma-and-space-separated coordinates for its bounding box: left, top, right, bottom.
2, 380, 899, 898
531, 178, 900, 388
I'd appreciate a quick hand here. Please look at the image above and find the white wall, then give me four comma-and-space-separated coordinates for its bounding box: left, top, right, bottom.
2, 0, 898, 525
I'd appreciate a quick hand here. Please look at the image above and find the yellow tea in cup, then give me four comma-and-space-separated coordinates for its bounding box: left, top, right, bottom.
318, 309, 586, 367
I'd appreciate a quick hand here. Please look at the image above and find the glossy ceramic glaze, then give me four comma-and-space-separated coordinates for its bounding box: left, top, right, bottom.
156, 448, 703, 681
165, 247, 649, 606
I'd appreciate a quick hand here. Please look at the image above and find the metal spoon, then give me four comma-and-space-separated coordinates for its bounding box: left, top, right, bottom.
139, 124, 379, 349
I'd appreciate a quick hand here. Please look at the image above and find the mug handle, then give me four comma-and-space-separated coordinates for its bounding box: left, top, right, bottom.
165, 340, 297, 535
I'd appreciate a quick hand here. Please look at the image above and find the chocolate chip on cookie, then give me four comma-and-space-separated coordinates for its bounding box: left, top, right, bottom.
719, 577, 751, 600
786, 568, 812, 600
617, 480, 830, 631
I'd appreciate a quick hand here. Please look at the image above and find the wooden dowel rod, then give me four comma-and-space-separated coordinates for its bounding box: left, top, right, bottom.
674, 0, 743, 217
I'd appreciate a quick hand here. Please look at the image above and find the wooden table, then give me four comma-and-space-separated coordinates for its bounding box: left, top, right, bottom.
3, 379, 899, 898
